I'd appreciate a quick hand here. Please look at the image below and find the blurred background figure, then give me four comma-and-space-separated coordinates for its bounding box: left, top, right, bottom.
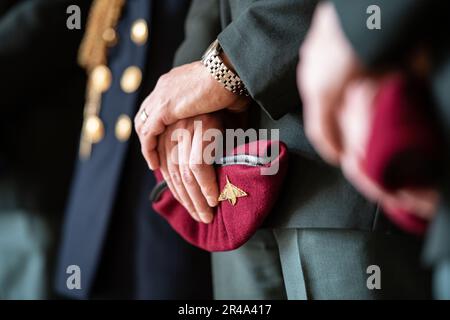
0, 0, 90, 299
298, 0, 450, 299
135, 0, 431, 299
53, 0, 212, 299
0, 0, 212, 300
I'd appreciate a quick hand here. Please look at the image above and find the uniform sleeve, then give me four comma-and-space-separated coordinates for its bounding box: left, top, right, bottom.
331, 0, 443, 68
173, 0, 221, 67
217, 0, 317, 120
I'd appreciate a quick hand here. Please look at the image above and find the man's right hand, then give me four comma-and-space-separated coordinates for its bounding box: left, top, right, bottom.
298, 2, 363, 165
135, 61, 250, 171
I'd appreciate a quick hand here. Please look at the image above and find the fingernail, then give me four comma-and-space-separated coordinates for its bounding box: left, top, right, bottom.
192, 213, 201, 222
199, 212, 213, 224
207, 196, 218, 207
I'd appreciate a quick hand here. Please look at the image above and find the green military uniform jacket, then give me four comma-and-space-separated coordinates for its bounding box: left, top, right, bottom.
332, 0, 450, 299
173, 0, 431, 299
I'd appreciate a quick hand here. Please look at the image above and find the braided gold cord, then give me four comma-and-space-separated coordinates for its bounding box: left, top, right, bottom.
77, 0, 126, 159
78, 0, 126, 71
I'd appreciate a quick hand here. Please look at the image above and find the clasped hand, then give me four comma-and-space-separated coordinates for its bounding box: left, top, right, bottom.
135, 61, 250, 223
298, 2, 438, 219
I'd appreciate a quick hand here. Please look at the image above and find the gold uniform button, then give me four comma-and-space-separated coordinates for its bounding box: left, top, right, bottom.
131, 19, 148, 45
121, 66, 142, 93
115, 114, 133, 142
91, 65, 112, 93
102, 27, 118, 46
84, 115, 105, 143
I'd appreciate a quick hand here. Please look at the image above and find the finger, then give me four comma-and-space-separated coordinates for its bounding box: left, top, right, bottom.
298, 7, 360, 166
157, 133, 181, 204
140, 143, 160, 171
141, 101, 172, 137
394, 189, 439, 220
338, 80, 378, 159
340, 153, 429, 218
166, 135, 200, 222
341, 157, 412, 215
341, 154, 386, 203
140, 146, 151, 171
136, 131, 160, 171
299, 52, 343, 166
134, 103, 147, 134
135, 98, 161, 170
147, 150, 160, 171
190, 125, 219, 207
179, 133, 214, 224
380, 191, 437, 222
135, 103, 153, 168
303, 95, 342, 165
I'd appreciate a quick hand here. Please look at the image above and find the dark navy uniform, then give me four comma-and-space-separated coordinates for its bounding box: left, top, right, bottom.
54, 0, 212, 299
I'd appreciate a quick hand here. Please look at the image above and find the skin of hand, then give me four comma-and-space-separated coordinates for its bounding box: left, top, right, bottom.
135, 59, 251, 171
298, 1, 363, 165
338, 79, 439, 220
157, 113, 224, 224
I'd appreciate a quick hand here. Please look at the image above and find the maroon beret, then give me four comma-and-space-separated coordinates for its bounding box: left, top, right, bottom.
150, 140, 288, 252
364, 74, 443, 235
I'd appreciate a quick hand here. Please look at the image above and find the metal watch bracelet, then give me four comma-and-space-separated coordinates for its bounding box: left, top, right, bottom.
202, 42, 249, 96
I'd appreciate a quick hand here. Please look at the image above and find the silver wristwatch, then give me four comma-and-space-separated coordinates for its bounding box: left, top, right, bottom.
201, 39, 249, 96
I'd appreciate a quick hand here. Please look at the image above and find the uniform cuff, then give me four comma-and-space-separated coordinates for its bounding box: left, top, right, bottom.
218, 23, 300, 120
